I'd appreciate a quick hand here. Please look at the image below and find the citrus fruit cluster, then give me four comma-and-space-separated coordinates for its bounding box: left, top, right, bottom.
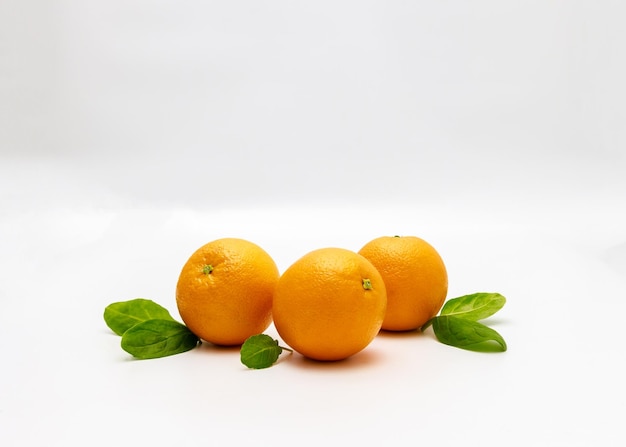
175, 236, 448, 362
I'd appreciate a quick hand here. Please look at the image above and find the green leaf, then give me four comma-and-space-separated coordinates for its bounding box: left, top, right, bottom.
440, 292, 506, 321
432, 315, 507, 352
241, 334, 288, 369
121, 319, 200, 359
104, 298, 175, 335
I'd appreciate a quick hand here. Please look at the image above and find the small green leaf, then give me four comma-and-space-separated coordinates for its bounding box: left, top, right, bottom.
440, 292, 506, 321
104, 298, 175, 335
241, 334, 290, 369
432, 315, 507, 352
121, 319, 200, 359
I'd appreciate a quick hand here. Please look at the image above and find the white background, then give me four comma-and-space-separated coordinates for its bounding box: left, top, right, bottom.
1, 1, 625, 446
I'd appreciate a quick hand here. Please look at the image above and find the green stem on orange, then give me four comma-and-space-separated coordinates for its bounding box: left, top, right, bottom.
362, 278, 373, 290
202, 265, 213, 275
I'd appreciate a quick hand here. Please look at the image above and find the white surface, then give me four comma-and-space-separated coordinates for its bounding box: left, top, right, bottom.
2, 2, 626, 446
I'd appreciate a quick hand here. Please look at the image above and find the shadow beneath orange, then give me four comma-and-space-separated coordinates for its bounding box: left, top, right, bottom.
195, 340, 241, 356
376, 328, 421, 338
286, 347, 384, 371
377, 328, 437, 346
375, 327, 442, 345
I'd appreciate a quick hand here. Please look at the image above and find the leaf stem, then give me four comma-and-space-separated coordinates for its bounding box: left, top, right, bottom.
280, 345, 294, 354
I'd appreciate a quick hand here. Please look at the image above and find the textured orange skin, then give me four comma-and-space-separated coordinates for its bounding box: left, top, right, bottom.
176, 238, 279, 346
272, 248, 387, 361
358, 236, 448, 331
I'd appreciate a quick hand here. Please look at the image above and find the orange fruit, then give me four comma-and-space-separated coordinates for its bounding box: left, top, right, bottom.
175, 238, 279, 346
272, 247, 387, 361
358, 235, 448, 331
